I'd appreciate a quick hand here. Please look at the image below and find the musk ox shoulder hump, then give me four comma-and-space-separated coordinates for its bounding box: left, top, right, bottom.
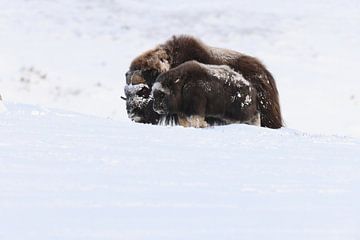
208, 47, 243, 61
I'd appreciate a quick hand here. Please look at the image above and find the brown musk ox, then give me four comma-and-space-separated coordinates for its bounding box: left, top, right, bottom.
125, 35, 283, 128
151, 60, 260, 128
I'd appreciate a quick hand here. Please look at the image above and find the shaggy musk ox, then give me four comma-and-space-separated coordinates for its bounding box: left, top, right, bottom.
125, 35, 283, 128
152, 61, 260, 128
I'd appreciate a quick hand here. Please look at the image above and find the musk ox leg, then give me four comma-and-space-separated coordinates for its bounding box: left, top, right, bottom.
187, 115, 208, 128
178, 113, 191, 127
188, 115, 209, 128
177, 114, 208, 128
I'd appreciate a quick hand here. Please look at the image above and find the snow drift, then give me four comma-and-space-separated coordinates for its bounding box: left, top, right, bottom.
0, 103, 359, 239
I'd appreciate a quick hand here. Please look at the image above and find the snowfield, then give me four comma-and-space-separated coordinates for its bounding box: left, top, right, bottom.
1, 0, 360, 239
1, 103, 360, 239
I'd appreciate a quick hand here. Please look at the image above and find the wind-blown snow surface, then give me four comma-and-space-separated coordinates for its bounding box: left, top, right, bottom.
0, 0, 359, 136
1, 103, 360, 239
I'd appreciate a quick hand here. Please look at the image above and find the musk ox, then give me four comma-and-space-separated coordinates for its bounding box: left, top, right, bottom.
152, 60, 260, 128
125, 35, 283, 128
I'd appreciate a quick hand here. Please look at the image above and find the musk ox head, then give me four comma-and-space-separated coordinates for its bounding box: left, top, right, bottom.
151, 82, 171, 114
125, 48, 171, 88
124, 83, 160, 124
151, 75, 182, 115
124, 47, 172, 124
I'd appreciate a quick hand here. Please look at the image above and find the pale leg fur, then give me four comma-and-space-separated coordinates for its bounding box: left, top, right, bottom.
178, 114, 191, 127
187, 115, 208, 128
177, 114, 208, 128
245, 112, 261, 126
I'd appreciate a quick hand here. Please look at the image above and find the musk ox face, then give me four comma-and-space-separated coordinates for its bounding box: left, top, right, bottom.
124, 48, 172, 123
151, 82, 170, 114
124, 47, 172, 124
126, 48, 171, 88
124, 83, 160, 124
124, 70, 161, 124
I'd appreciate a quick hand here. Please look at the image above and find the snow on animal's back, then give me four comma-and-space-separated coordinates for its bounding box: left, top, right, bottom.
199, 63, 254, 105
200, 63, 251, 88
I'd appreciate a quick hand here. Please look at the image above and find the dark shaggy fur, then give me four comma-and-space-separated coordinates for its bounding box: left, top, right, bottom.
152, 61, 260, 128
125, 35, 283, 128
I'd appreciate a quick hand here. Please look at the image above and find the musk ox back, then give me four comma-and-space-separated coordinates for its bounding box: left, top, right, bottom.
152, 61, 260, 128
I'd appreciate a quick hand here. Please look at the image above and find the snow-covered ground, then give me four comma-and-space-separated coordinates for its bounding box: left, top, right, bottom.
1, 0, 360, 239
1, 103, 360, 239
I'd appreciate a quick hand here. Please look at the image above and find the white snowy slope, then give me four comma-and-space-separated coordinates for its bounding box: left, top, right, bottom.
0, 103, 360, 240
0, 0, 360, 136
